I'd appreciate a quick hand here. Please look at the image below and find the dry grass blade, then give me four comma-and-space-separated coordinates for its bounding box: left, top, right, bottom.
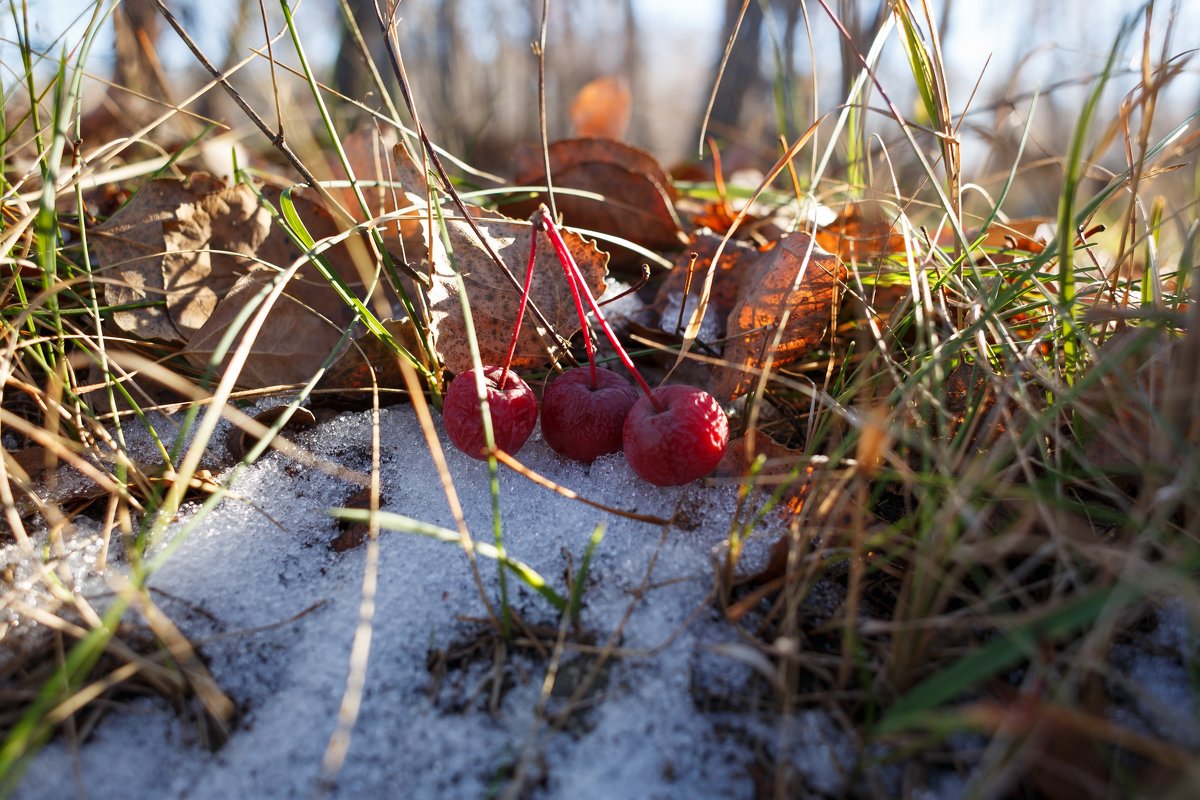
697, 0, 753, 156
3, 0, 1199, 796
320, 369, 383, 784
491, 449, 673, 526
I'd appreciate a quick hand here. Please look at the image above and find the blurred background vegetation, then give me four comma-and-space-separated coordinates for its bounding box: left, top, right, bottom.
9, 0, 1196, 219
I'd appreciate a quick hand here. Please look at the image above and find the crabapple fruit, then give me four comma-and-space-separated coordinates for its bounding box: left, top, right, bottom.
443, 365, 538, 460
622, 384, 729, 486
541, 366, 639, 463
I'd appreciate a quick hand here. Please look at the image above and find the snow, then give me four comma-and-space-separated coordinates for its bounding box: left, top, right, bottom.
6, 403, 855, 799
7, 397, 1200, 798
1110, 601, 1200, 750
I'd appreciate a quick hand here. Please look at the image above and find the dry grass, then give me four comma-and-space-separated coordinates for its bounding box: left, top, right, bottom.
2, 0, 1198, 796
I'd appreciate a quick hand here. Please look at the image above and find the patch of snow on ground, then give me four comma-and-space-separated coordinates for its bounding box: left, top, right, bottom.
1110, 601, 1200, 750
12, 404, 857, 799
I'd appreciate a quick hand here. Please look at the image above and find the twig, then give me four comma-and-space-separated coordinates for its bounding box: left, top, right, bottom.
373, 2, 571, 359
536, 0, 556, 220
151, 0, 320, 189
492, 449, 673, 526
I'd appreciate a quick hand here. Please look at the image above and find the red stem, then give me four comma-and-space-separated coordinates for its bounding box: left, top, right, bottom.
539, 208, 663, 411
555, 225, 598, 387
499, 219, 540, 389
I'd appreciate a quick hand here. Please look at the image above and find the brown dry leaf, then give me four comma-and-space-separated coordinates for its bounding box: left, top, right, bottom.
182, 266, 353, 389
328, 124, 398, 222
340, 127, 425, 260
391, 142, 610, 375
570, 76, 631, 140
814, 202, 909, 262
652, 233, 760, 338
328, 124, 425, 260
715, 433, 813, 515
226, 405, 317, 463
315, 318, 426, 407
972, 217, 1055, 254
331, 486, 388, 552
717, 233, 846, 401
424, 212, 609, 375
180, 184, 387, 389
96, 173, 227, 342
162, 182, 273, 337
257, 185, 393, 302
505, 138, 684, 259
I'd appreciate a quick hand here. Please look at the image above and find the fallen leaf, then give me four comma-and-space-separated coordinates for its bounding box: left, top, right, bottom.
392, 141, 610, 375
505, 138, 684, 261
971, 217, 1056, 254
314, 318, 427, 408
423, 212, 609, 375
176, 181, 390, 389
255, 185, 388, 305
181, 266, 355, 389
717, 233, 846, 400
328, 124, 425, 263
570, 76, 631, 140
226, 405, 317, 463
331, 486, 387, 552
96, 173, 227, 343
814, 201, 909, 262
162, 182, 273, 337
715, 433, 813, 515
328, 124, 401, 223
652, 233, 760, 339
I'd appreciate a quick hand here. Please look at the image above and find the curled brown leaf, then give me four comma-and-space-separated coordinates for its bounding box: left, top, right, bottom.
716, 232, 846, 401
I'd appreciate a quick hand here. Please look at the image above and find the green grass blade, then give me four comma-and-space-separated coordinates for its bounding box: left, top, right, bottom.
330, 509, 566, 612
1054, 9, 1140, 379
568, 524, 605, 623
876, 581, 1143, 735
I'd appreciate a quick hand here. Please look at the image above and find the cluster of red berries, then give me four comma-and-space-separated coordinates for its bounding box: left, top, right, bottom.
442, 208, 728, 486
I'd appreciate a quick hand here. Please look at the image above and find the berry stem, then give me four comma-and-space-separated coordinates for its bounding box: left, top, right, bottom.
538, 207, 664, 412
498, 216, 541, 389
548, 216, 599, 387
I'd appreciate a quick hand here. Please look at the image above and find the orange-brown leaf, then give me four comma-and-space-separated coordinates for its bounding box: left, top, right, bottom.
652, 233, 760, 339
972, 217, 1055, 254
95, 173, 229, 343
717, 233, 845, 401
315, 319, 427, 408
424, 213, 609, 375
714, 433, 813, 515
570, 76, 632, 141
390, 142, 611, 375
506, 138, 683, 260
815, 201, 909, 261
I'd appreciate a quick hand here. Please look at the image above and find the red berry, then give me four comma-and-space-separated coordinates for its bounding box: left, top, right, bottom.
542, 367, 640, 464
443, 366, 538, 460
622, 385, 729, 486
